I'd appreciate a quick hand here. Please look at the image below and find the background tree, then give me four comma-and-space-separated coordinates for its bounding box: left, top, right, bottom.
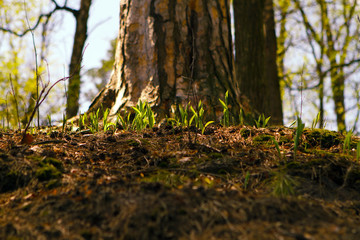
65, 0, 92, 118
234, 0, 283, 125
0, 0, 54, 128
280, 0, 360, 132
0, 0, 93, 120
89, 0, 246, 121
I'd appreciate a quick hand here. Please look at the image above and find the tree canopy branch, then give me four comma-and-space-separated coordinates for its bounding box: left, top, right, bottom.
0, 1, 78, 37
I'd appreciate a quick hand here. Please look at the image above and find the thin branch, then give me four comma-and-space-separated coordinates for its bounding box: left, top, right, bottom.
0, 1, 78, 37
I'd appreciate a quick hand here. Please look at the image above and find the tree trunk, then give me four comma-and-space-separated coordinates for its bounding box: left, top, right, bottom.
234, 0, 282, 125
66, 0, 92, 118
233, 0, 265, 118
263, 0, 283, 125
89, 0, 246, 121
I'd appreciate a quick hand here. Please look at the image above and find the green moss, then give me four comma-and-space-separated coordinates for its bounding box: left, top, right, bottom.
253, 134, 273, 145
304, 129, 341, 149
41, 157, 64, 172
127, 139, 140, 147
240, 128, 251, 138
36, 164, 62, 181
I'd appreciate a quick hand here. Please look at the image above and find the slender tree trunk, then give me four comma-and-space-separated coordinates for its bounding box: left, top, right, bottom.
263, 0, 283, 125
89, 0, 245, 121
234, 0, 266, 119
66, 0, 92, 118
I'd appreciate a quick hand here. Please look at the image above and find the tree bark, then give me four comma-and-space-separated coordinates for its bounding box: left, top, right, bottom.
234, 0, 265, 118
234, 0, 283, 125
89, 0, 246, 121
66, 0, 92, 118
263, 0, 283, 125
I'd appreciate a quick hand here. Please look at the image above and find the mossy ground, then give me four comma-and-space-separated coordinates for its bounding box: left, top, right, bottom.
0, 124, 359, 239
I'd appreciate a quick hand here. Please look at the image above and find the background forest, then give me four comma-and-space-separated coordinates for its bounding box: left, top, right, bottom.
0, 0, 359, 134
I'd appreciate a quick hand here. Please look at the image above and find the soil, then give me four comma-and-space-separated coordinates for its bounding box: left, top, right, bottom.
0, 124, 360, 240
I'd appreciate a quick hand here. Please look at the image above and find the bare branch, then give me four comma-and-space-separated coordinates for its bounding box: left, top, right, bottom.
0, 1, 78, 37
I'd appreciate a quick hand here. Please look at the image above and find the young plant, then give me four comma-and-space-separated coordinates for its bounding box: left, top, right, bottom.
311, 112, 320, 129
343, 131, 353, 154
103, 108, 116, 132
219, 91, 230, 127
47, 114, 52, 134
243, 171, 250, 190
89, 109, 100, 133
62, 113, 67, 133
132, 100, 156, 131
239, 108, 244, 126
293, 116, 305, 160
357, 142, 360, 162
117, 110, 131, 131
254, 114, 271, 128
179, 103, 189, 127
271, 171, 297, 197
271, 137, 282, 160
190, 100, 214, 134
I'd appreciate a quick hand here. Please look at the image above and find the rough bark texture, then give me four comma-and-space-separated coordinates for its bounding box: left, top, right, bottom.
89, 0, 245, 121
234, 0, 283, 125
66, 0, 92, 118
263, 0, 283, 125
234, 0, 266, 118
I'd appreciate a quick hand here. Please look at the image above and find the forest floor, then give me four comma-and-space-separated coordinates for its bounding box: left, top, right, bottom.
0, 123, 360, 239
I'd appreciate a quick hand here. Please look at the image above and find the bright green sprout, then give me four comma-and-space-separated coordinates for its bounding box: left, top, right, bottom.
293, 116, 305, 160
254, 114, 271, 128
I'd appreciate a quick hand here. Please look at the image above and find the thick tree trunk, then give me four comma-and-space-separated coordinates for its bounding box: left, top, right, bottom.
234, 0, 283, 125
263, 0, 283, 125
89, 0, 245, 121
234, 0, 266, 119
66, 0, 92, 118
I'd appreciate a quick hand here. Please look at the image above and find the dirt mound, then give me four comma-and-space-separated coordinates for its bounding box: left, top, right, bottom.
0, 126, 360, 239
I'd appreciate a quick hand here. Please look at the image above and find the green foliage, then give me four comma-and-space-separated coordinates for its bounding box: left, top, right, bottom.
343, 131, 353, 154
102, 108, 116, 132
190, 100, 214, 134
132, 100, 156, 131
61, 113, 67, 133
219, 91, 230, 127
271, 171, 297, 197
311, 112, 320, 129
271, 137, 282, 160
89, 109, 100, 133
294, 117, 305, 160
243, 171, 250, 190
357, 142, 360, 162
254, 114, 271, 128
117, 110, 131, 131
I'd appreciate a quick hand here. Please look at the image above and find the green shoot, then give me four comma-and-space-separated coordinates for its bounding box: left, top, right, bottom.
62, 113, 67, 132
132, 100, 156, 131
243, 171, 250, 190
179, 103, 189, 127
293, 116, 305, 160
271, 171, 297, 197
254, 114, 271, 128
190, 100, 214, 134
47, 114, 52, 134
357, 142, 360, 162
78, 112, 87, 130
219, 91, 230, 127
311, 112, 320, 129
146, 105, 155, 129
343, 131, 353, 154
89, 109, 100, 133
117, 110, 131, 131
239, 108, 244, 126
271, 137, 282, 160
103, 108, 116, 132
